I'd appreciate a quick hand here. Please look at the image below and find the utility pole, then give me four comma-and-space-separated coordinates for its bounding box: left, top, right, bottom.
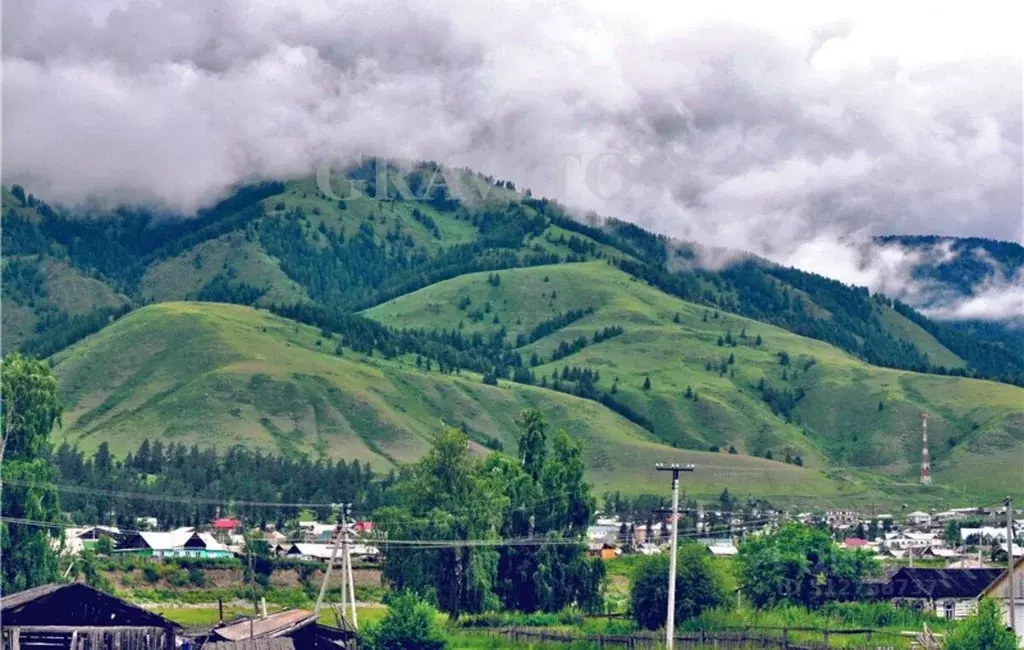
314, 503, 350, 618
655, 463, 695, 650
344, 504, 358, 628
1006, 496, 1016, 637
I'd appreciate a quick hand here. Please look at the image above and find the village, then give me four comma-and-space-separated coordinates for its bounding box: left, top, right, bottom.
3, 498, 1019, 650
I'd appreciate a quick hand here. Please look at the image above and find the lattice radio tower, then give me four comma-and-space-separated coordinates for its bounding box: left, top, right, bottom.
920, 412, 931, 485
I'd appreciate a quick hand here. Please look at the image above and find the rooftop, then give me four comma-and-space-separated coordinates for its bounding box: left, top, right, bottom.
877, 568, 1004, 600
213, 610, 315, 641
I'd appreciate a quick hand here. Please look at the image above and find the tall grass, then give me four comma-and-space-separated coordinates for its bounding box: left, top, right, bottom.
681, 601, 954, 634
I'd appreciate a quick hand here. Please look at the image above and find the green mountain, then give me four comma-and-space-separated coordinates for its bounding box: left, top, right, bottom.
2, 167, 1023, 504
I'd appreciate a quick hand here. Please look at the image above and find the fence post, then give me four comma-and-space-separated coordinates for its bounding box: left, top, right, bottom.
781, 627, 788, 650
822, 629, 829, 646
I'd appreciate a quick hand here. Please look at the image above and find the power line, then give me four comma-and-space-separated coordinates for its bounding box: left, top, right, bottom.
0, 478, 347, 509
3, 477, 1005, 529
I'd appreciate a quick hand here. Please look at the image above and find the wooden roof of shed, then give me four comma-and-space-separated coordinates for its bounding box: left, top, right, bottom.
1, 583, 179, 628
213, 610, 316, 641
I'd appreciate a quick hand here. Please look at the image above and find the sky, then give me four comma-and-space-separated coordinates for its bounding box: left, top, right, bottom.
3, 0, 1022, 318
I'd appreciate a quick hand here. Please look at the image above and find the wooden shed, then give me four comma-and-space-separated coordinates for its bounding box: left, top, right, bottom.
1, 583, 179, 650
206, 610, 353, 650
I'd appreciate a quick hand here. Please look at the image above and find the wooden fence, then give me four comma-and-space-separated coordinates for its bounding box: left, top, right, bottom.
486, 626, 909, 649
2, 626, 175, 650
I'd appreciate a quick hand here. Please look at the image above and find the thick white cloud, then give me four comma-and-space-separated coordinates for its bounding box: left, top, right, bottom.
3, 0, 1022, 315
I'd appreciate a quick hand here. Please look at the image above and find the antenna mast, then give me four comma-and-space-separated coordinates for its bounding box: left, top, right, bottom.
920, 413, 931, 485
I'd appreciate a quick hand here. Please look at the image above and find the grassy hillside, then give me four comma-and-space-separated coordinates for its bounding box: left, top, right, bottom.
52, 302, 863, 501
365, 262, 1024, 497
4, 170, 1023, 504
2, 254, 131, 349
3, 177, 983, 380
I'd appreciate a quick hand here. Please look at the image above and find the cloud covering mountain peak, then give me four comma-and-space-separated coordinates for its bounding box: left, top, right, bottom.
3, 0, 1021, 311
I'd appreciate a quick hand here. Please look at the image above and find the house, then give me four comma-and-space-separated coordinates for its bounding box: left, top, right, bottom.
705, 543, 738, 557
906, 511, 932, 527
978, 555, 1024, 646
298, 522, 337, 542
961, 526, 1011, 544
873, 567, 1004, 620
992, 543, 1024, 563
586, 542, 618, 560
284, 543, 380, 563
826, 510, 858, 528
586, 524, 620, 543
885, 531, 937, 550
63, 525, 121, 556
354, 521, 375, 534
117, 530, 233, 559
843, 537, 869, 550
636, 543, 661, 556
1, 583, 180, 649
935, 508, 980, 522
213, 518, 240, 531
919, 547, 961, 560
204, 608, 354, 649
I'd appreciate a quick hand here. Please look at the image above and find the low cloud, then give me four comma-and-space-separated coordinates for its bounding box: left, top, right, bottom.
3, 0, 1021, 317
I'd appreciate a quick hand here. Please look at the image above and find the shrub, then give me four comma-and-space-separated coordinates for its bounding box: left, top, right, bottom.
166, 568, 190, 588
944, 598, 1018, 650
630, 544, 727, 630
188, 568, 207, 587
358, 591, 447, 650
142, 565, 160, 584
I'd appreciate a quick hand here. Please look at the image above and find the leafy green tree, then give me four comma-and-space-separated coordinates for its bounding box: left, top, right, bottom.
360, 591, 448, 650
630, 544, 727, 630
95, 535, 114, 556
1, 353, 62, 464
244, 534, 275, 587
735, 523, 879, 610
1, 353, 63, 592
515, 410, 547, 481
75, 549, 114, 593
375, 427, 505, 618
943, 520, 961, 545
493, 412, 604, 613
944, 598, 1017, 650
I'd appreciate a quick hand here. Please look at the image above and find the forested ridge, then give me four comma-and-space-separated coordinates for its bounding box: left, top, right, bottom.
2, 164, 1022, 389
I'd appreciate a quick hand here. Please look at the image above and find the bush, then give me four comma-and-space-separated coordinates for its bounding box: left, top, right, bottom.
166, 568, 191, 588
359, 591, 448, 650
735, 523, 879, 610
630, 544, 727, 630
142, 565, 160, 584
188, 568, 207, 587
120, 573, 138, 588
944, 598, 1018, 650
